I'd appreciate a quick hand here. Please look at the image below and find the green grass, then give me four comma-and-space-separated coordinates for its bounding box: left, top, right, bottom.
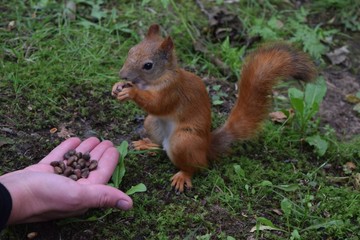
1, 0, 360, 239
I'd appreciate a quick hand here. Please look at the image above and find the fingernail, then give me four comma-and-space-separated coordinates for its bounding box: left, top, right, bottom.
116, 199, 132, 210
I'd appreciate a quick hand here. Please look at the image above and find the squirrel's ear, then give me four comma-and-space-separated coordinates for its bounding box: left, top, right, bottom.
146, 24, 160, 38
160, 36, 174, 54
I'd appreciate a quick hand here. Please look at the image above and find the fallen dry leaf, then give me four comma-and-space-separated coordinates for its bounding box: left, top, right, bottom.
49, 127, 57, 134
326, 176, 350, 183
269, 111, 287, 123
272, 209, 283, 216
353, 173, 360, 190
27, 232, 38, 239
65, 1, 77, 21
326, 46, 349, 65
7, 20, 16, 31
345, 161, 357, 171
56, 124, 75, 138
345, 94, 360, 104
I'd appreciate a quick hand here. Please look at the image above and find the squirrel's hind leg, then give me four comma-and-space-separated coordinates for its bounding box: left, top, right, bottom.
168, 129, 209, 192
132, 115, 165, 150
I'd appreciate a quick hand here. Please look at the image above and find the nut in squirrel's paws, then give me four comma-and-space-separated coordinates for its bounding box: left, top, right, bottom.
111, 82, 133, 97
171, 171, 193, 193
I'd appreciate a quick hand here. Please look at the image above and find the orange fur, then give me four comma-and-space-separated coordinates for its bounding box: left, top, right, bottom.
112, 25, 316, 192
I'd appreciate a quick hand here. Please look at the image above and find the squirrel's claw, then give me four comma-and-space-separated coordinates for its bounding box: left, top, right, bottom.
171, 171, 193, 193
132, 138, 161, 150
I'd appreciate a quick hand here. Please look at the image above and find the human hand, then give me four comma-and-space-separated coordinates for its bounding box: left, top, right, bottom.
0, 137, 133, 225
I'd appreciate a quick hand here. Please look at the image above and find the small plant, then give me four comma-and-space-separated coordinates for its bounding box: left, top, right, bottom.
209, 84, 228, 106
110, 141, 147, 195
287, 77, 328, 156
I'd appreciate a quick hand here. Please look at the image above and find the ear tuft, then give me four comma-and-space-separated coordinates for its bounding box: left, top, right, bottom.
160, 36, 174, 53
146, 24, 160, 38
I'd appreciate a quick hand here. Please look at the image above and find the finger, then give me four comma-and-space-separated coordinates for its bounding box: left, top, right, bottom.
75, 137, 101, 154
79, 184, 133, 210
79, 146, 119, 184
40, 137, 81, 164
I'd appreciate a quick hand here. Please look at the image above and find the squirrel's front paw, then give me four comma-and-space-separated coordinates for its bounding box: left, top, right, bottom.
116, 86, 136, 102
111, 82, 133, 97
112, 82, 134, 101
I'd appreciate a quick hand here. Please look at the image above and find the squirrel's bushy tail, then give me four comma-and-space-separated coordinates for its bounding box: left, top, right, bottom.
209, 43, 316, 158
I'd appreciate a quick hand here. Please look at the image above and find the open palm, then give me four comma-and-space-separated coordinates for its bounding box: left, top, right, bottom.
0, 137, 132, 225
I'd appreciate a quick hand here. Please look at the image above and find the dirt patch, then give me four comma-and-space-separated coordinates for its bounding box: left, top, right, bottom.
320, 69, 360, 139
319, 34, 360, 140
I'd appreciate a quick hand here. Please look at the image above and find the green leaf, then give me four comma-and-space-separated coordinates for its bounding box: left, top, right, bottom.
213, 100, 224, 105
118, 141, 129, 158
126, 183, 147, 195
305, 135, 329, 156
301, 220, 344, 232
258, 180, 273, 187
233, 164, 245, 179
304, 77, 327, 108
275, 184, 299, 192
280, 198, 292, 217
112, 141, 129, 187
212, 85, 221, 91
256, 217, 276, 228
353, 103, 360, 113
288, 88, 305, 114
91, 4, 107, 20
290, 229, 301, 240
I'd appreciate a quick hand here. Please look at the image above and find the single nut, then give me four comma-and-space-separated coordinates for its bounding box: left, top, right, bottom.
54, 166, 63, 174
89, 160, 98, 171
59, 161, 66, 171
63, 152, 71, 160
50, 161, 60, 167
76, 152, 82, 159
64, 166, 74, 177
74, 169, 81, 179
81, 169, 90, 178
67, 155, 77, 166
68, 149, 76, 156
78, 158, 86, 168
69, 174, 78, 181
83, 151, 91, 161
74, 164, 82, 170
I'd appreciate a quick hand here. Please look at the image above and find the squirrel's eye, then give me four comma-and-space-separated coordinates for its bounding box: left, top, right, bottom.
143, 62, 153, 70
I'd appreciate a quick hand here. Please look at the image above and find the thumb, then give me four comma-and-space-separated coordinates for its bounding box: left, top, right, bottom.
80, 184, 133, 210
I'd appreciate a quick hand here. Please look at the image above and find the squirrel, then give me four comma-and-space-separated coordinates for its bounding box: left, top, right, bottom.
112, 24, 316, 192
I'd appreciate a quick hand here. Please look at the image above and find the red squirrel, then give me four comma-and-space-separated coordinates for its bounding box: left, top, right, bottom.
112, 24, 316, 192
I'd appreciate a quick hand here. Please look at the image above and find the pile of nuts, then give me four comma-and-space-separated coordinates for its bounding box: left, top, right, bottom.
50, 150, 98, 181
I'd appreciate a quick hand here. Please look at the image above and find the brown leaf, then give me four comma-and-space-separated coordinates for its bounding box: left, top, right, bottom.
49, 127, 58, 134
345, 161, 356, 171
65, 1, 77, 21
269, 111, 287, 123
7, 21, 16, 31
272, 209, 283, 216
57, 124, 75, 139
345, 94, 360, 104
326, 46, 349, 65
353, 173, 360, 190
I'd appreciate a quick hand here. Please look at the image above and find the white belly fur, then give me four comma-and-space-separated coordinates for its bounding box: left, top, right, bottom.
158, 118, 176, 156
